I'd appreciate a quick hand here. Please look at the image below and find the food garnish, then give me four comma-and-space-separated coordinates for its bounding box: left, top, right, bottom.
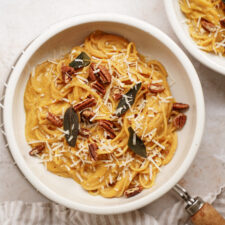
99, 120, 116, 139
80, 109, 95, 122
73, 98, 96, 111
91, 80, 106, 95
173, 113, 187, 129
148, 83, 165, 93
128, 127, 147, 158
47, 112, 63, 127
69, 52, 91, 69
116, 82, 141, 116
63, 107, 79, 147
220, 18, 225, 27
201, 19, 217, 33
124, 186, 143, 198
88, 143, 98, 161
61, 66, 74, 84
172, 103, 189, 110
29, 144, 45, 156
79, 128, 90, 138
111, 86, 123, 100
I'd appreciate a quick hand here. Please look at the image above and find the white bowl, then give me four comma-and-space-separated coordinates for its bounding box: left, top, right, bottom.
164, 0, 225, 75
3, 13, 205, 214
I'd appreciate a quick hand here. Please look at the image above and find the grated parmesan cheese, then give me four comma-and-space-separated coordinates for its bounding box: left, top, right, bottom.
76, 172, 83, 182
148, 156, 161, 171
152, 139, 165, 150
31, 126, 39, 131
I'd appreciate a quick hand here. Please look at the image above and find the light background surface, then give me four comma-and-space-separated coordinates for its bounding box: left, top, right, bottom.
0, 0, 225, 221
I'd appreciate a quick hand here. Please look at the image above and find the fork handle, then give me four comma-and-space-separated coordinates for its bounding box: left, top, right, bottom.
191, 203, 225, 225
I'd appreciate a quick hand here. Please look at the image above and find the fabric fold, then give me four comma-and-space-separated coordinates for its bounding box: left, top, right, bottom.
1, 189, 225, 225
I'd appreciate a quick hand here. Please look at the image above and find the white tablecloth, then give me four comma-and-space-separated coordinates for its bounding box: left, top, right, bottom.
0, 0, 225, 224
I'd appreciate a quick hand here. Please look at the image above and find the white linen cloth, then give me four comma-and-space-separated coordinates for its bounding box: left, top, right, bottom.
0, 189, 225, 225
1, 0, 225, 224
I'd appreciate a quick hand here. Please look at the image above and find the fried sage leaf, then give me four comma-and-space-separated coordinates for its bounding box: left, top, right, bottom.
69, 52, 91, 69
63, 107, 79, 147
116, 82, 142, 116
128, 127, 147, 158
222, 0, 225, 4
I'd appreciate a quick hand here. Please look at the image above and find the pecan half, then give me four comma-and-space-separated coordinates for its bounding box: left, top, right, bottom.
88, 63, 111, 84
124, 186, 143, 198
47, 112, 63, 127
88, 143, 98, 161
173, 113, 187, 129
88, 63, 97, 81
148, 83, 165, 93
80, 109, 95, 122
201, 19, 217, 33
91, 81, 106, 95
99, 120, 116, 139
79, 128, 90, 138
98, 65, 111, 84
29, 144, 45, 156
112, 87, 123, 100
73, 98, 96, 111
122, 80, 133, 85
173, 103, 189, 110
61, 66, 75, 84
220, 18, 225, 27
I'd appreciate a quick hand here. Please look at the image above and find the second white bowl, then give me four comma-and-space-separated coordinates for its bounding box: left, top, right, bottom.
164, 0, 225, 75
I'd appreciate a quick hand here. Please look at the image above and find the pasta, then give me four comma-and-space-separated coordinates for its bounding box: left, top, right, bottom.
180, 0, 225, 56
24, 31, 188, 198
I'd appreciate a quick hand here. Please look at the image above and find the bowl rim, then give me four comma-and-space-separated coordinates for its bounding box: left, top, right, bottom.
3, 13, 205, 214
164, 0, 225, 76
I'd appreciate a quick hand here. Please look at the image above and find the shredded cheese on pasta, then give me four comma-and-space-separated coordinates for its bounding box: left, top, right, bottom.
180, 0, 225, 56
24, 31, 178, 198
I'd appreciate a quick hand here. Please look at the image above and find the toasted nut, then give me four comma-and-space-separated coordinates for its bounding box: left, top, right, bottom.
99, 120, 116, 139
173, 113, 187, 129
124, 186, 143, 198
98, 65, 111, 84
88, 143, 98, 161
61, 66, 75, 84
73, 98, 96, 111
88, 63, 97, 81
220, 18, 225, 27
47, 112, 63, 127
122, 80, 133, 85
201, 19, 217, 32
99, 119, 114, 128
29, 144, 45, 156
61, 66, 75, 74
148, 83, 165, 93
88, 63, 111, 84
112, 87, 123, 100
91, 81, 106, 95
80, 109, 95, 122
173, 103, 189, 110
79, 128, 90, 138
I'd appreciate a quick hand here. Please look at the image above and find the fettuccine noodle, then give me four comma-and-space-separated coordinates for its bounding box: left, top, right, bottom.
24, 31, 180, 198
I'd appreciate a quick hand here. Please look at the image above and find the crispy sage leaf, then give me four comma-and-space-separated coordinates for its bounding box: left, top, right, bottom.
63, 107, 79, 147
223, 0, 225, 4
128, 127, 147, 158
116, 82, 142, 116
69, 52, 91, 69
